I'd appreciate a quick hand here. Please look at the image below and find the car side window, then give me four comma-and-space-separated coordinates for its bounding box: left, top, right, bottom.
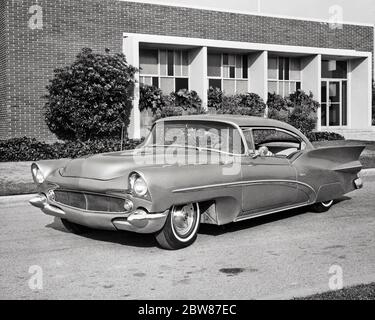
241, 129, 255, 153
252, 128, 302, 158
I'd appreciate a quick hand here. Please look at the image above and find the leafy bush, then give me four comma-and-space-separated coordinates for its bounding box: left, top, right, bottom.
152, 89, 204, 120
0, 137, 142, 162
0, 137, 56, 162
207, 88, 266, 116
169, 89, 203, 112
307, 131, 345, 142
207, 87, 223, 111
267, 92, 290, 122
287, 90, 319, 136
44, 48, 137, 141
139, 85, 166, 113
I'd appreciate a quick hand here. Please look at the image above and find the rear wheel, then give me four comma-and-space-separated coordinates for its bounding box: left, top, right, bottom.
155, 203, 200, 250
312, 200, 334, 213
61, 218, 90, 235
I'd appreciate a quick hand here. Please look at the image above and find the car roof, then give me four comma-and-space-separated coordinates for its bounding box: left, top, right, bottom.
158, 114, 306, 138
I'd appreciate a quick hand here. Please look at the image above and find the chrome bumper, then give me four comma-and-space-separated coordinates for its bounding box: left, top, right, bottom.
354, 177, 363, 189
29, 194, 168, 234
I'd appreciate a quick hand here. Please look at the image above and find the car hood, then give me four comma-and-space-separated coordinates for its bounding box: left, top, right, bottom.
60, 150, 164, 180
59, 149, 230, 180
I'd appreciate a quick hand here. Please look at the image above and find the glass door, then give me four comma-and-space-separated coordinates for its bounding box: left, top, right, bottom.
321, 80, 347, 127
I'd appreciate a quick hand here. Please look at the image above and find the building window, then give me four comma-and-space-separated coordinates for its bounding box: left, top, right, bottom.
321, 80, 348, 127
321, 60, 348, 127
207, 53, 248, 95
139, 49, 158, 75
321, 60, 347, 79
139, 48, 189, 93
268, 57, 301, 97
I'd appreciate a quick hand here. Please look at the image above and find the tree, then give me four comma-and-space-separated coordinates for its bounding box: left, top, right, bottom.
44, 48, 137, 141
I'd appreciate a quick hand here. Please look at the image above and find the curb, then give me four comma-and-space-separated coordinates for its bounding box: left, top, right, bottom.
0, 193, 37, 205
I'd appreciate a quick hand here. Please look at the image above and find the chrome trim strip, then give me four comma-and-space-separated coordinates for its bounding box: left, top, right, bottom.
235, 201, 311, 222
173, 179, 316, 194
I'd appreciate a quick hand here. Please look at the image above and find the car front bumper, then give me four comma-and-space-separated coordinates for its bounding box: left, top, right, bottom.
29, 194, 168, 234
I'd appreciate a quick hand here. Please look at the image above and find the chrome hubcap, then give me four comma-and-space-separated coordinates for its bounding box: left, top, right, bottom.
171, 204, 196, 237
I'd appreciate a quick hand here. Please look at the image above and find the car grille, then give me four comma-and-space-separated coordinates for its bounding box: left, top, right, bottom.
54, 190, 126, 213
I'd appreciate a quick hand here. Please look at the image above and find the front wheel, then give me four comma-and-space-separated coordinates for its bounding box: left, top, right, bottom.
155, 203, 200, 250
312, 200, 334, 213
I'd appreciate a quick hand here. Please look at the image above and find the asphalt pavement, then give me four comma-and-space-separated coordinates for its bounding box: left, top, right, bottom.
0, 175, 374, 299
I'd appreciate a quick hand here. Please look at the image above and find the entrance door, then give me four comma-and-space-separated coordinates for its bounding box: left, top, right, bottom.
321, 80, 348, 127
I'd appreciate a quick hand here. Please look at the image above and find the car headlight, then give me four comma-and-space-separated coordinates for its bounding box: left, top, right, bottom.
31, 164, 45, 184
129, 172, 148, 197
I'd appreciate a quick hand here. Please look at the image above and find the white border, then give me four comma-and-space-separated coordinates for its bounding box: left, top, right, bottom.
122, 0, 375, 27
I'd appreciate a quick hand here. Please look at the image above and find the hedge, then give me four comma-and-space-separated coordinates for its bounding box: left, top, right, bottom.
307, 131, 345, 142
0, 137, 142, 162
0, 131, 345, 162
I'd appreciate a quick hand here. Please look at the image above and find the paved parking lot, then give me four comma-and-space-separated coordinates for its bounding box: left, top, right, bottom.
0, 175, 374, 300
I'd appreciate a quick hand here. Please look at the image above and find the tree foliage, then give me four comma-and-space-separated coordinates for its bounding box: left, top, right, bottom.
44, 48, 137, 141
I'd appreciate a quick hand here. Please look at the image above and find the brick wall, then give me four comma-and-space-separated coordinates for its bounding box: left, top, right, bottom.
1, 0, 374, 141
0, 0, 8, 139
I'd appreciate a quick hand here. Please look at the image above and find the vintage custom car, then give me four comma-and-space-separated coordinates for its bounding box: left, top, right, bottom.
29, 115, 365, 249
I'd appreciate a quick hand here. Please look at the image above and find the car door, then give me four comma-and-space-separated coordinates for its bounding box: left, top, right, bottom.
240, 127, 299, 216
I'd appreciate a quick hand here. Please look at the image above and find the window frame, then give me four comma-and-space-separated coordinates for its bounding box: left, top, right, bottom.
139, 49, 190, 93
268, 56, 302, 97
242, 126, 304, 158
207, 53, 249, 94
144, 120, 249, 156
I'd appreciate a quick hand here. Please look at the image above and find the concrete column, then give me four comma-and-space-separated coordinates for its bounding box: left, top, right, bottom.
189, 46, 208, 110
248, 51, 268, 114
301, 54, 321, 130
348, 56, 372, 129
123, 36, 140, 139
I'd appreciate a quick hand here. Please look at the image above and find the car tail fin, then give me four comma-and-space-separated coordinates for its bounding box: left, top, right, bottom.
294, 145, 365, 173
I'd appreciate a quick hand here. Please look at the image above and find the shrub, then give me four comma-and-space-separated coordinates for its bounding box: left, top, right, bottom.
0, 137, 142, 162
170, 89, 203, 112
267, 93, 290, 122
207, 87, 223, 111
207, 88, 266, 116
44, 48, 137, 141
139, 85, 166, 113
237, 93, 266, 116
0, 137, 56, 162
307, 131, 345, 142
153, 89, 204, 120
287, 90, 319, 136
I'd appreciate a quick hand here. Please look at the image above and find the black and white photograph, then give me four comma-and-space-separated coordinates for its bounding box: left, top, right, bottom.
0, 0, 375, 306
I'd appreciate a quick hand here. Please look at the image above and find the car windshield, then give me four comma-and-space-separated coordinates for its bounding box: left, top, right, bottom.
140, 120, 245, 155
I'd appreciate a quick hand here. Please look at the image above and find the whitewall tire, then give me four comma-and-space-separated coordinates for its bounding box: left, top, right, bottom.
155, 203, 200, 250
312, 200, 334, 213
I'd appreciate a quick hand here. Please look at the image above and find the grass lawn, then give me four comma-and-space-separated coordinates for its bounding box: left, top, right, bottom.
0, 140, 374, 196
0, 161, 37, 196
296, 282, 375, 300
